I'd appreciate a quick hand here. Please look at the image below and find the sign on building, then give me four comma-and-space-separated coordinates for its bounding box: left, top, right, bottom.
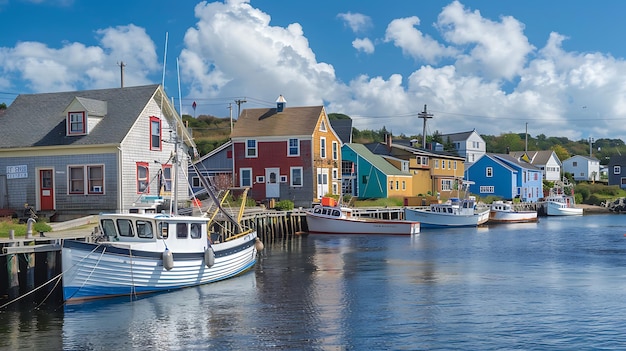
7, 165, 28, 179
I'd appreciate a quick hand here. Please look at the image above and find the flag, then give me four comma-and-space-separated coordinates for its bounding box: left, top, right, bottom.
521, 152, 530, 163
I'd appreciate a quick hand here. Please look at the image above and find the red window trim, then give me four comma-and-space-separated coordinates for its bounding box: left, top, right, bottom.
137, 162, 150, 194
150, 116, 162, 151
67, 111, 86, 135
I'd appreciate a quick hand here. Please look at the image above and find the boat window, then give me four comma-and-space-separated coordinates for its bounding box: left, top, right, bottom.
314, 207, 322, 214
177, 223, 188, 239
117, 219, 134, 237
136, 220, 153, 239
190, 223, 202, 239
158, 222, 168, 239
332, 210, 341, 217
448, 208, 453, 213
101, 219, 117, 237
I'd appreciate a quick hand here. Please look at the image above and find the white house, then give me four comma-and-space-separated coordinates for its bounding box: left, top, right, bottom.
509, 150, 562, 181
441, 129, 486, 164
562, 155, 601, 181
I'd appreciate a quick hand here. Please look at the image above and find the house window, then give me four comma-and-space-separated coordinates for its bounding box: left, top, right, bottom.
137, 162, 149, 193
332, 141, 338, 160
69, 165, 105, 195
192, 177, 201, 187
246, 140, 257, 158
362, 175, 368, 184
402, 181, 406, 190
486, 167, 493, 177
87, 165, 104, 194
389, 181, 394, 190
442, 160, 446, 169
320, 120, 327, 132
614, 166, 621, 174
480, 186, 495, 193
435, 160, 439, 169
290, 167, 303, 187
454, 161, 457, 170
332, 168, 338, 180
160, 165, 172, 192
240, 168, 252, 187
441, 179, 453, 191
69, 166, 85, 194
573, 161, 578, 167
288, 138, 299, 156
320, 137, 326, 158
68, 111, 86, 135
396, 180, 399, 190
150, 116, 161, 150
280, 175, 287, 183
256, 176, 265, 183
332, 182, 338, 195
621, 177, 626, 186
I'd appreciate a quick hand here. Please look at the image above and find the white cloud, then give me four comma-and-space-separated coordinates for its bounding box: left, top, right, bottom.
384, 16, 457, 64
0, 24, 158, 92
436, 0, 534, 80
352, 38, 374, 54
337, 12, 373, 33
179, 0, 337, 109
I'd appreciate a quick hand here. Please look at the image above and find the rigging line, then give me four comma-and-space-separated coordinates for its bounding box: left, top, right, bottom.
67, 246, 108, 302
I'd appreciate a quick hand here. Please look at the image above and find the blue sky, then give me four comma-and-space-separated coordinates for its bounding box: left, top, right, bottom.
2, 0, 626, 142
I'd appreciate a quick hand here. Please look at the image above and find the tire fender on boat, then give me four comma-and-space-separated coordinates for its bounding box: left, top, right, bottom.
205, 247, 215, 268
162, 249, 174, 271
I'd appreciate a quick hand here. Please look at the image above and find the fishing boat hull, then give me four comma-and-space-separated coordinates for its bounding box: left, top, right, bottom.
545, 201, 583, 216
62, 232, 257, 302
489, 209, 538, 223
306, 212, 420, 235
404, 208, 490, 228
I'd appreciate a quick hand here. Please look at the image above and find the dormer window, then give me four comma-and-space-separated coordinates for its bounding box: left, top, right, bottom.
68, 111, 86, 135
150, 116, 162, 150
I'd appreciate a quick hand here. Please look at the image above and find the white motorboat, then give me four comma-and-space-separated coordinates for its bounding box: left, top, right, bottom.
489, 201, 538, 223
404, 196, 490, 228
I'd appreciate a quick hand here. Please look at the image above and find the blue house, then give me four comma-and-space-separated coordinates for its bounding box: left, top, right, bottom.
465, 153, 543, 202
341, 143, 412, 199
188, 140, 233, 197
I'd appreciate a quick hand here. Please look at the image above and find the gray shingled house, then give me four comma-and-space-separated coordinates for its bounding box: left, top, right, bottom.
0, 84, 195, 220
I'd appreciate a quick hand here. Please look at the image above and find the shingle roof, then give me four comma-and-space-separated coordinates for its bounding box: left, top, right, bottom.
0, 84, 161, 148
231, 106, 324, 138
509, 150, 558, 165
329, 118, 352, 144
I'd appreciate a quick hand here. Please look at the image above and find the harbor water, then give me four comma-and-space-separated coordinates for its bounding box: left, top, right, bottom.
2, 214, 626, 350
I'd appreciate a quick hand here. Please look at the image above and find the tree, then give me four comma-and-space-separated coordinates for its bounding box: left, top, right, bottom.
0, 102, 6, 109
552, 144, 570, 161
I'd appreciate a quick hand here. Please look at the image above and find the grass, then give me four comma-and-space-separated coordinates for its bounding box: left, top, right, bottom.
0, 218, 52, 238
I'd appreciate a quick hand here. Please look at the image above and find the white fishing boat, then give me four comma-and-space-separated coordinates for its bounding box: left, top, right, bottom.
542, 181, 583, 216
62, 151, 262, 303
306, 198, 420, 235
404, 196, 490, 228
488, 201, 538, 223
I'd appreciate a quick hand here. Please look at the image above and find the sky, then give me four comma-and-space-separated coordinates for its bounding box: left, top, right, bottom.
1, 0, 626, 142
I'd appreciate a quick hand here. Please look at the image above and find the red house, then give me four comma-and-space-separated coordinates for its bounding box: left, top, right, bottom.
231, 96, 342, 207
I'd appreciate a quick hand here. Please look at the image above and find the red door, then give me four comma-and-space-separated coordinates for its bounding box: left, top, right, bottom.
39, 169, 54, 210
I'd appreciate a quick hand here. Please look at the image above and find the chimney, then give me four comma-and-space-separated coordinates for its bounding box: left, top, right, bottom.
276, 95, 286, 112
385, 133, 392, 151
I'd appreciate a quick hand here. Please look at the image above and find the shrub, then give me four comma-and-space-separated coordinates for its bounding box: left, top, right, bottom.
274, 200, 294, 211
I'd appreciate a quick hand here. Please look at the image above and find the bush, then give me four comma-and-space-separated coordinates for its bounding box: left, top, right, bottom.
274, 200, 294, 211
585, 194, 604, 206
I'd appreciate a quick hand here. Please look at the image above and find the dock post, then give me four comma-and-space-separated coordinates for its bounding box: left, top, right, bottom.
7, 244, 19, 300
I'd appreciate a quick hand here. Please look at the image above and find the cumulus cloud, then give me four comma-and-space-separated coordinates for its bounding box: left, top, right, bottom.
337, 12, 373, 33
179, 0, 337, 108
0, 24, 158, 92
352, 38, 374, 54
384, 16, 458, 64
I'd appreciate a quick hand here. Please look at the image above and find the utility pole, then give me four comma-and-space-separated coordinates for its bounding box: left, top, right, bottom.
589, 136, 594, 157
418, 104, 433, 149
234, 98, 247, 132
118, 61, 126, 88
525, 122, 528, 152
228, 103, 233, 134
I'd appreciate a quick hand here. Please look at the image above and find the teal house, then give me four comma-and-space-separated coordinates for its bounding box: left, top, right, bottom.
341, 143, 412, 199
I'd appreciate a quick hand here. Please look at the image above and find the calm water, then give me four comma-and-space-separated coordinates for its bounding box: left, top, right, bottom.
2, 214, 626, 350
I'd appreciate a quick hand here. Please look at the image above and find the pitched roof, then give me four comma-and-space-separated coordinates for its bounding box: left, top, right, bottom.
509, 150, 559, 165
231, 106, 324, 138
493, 153, 540, 170
329, 118, 352, 144
0, 84, 161, 148
440, 130, 477, 141
346, 143, 409, 176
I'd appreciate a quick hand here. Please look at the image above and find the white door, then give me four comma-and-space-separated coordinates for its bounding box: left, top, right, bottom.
265, 168, 280, 198
317, 168, 329, 199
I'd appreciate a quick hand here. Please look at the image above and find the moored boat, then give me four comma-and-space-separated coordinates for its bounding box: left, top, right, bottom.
306, 198, 420, 235
404, 197, 490, 228
488, 201, 538, 223
541, 181, 583, 216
